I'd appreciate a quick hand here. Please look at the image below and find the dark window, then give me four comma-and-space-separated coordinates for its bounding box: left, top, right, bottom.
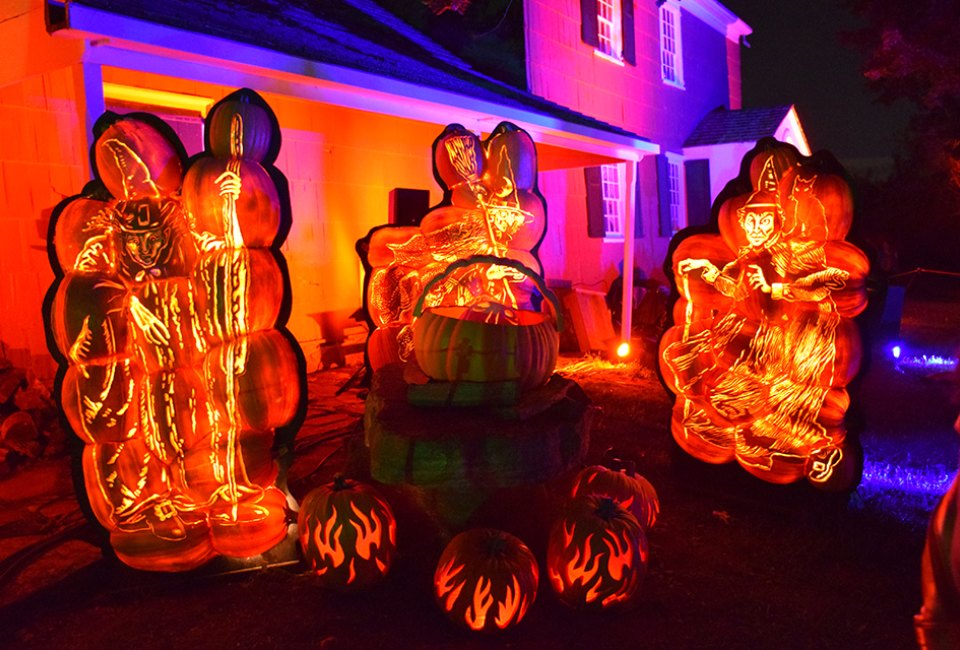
684, 159, 711, 227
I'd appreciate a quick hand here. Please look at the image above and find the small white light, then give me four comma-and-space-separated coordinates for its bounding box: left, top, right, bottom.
616, 342, 630, 358
891, 345, 901, 360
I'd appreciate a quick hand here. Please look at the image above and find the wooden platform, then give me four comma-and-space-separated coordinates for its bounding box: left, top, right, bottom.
364, 364, 593, 491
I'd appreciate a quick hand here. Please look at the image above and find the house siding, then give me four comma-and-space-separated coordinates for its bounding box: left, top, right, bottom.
526, 0, 735, 289
0, 65, 88, 376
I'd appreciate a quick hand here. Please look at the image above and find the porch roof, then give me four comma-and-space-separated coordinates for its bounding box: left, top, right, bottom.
49, 0, 658, 167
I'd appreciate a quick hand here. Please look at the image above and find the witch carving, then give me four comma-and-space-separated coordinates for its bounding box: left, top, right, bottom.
659, 141, 869, 488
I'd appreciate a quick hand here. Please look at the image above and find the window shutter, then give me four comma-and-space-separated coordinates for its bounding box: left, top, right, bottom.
585, 166, 605, 238
684, 159, 711, 227
580, 0, 599, 48
657, 154, 672, 237
621, 0, 636, 65
633, 163, 643, 237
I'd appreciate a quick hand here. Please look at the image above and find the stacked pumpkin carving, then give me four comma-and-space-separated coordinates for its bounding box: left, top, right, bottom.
362, 122, 549, 374
47, 89, 301, 571
658, 140, 869, 489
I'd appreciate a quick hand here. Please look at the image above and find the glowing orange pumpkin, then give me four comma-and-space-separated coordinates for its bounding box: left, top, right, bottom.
547, 495, 648, 611
571, 463, 659, 531
434, 528, 539, 633
206, 91, 278, 162
298, 476, 397, 591
412, 255, 561, 391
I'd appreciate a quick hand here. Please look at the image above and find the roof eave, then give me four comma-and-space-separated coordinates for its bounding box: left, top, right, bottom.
49, 1, 657, 163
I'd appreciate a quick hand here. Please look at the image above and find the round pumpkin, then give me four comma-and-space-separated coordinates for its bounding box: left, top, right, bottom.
434, 528, 539, 633
209, 485, 290, 558
61, 358, 139, 444
571, 464, 659, 531
182, 156, 280, 247
413, 305, 558, 390
298, 476, 397, 591
94, 115, 185, 200
202, 330, 301, 433
52, 197, 113, 274
206, 89, 278, 163
50, 273, 130, 365
547, 495, 648, 611
412, 255, 561, 391
193, 247, 285, 345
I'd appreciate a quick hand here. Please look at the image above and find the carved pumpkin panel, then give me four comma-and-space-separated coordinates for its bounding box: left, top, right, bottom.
359, 122, 549, 368
45, 88, 303, 571
658, 139, 869, 489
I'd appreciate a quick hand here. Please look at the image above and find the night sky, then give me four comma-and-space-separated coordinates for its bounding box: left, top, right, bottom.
720, 0, 914, 176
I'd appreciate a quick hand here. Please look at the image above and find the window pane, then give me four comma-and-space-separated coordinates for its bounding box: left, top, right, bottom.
659, 5, 683, 86
597, 0, 622, 60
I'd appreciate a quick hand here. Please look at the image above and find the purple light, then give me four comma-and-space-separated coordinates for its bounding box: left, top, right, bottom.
861, 460, 954, 497
891, 344, 901, 360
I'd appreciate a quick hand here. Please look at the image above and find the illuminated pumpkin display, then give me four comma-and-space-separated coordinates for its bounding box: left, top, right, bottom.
298, 476, 397, 591
658, 140, 869, 489
361, 122, 547, 369
412, 255, 560, 390
46, 89, 303, 571
571, 463, 659, 531
434, 528, 539, 633
547, 495, 648, 611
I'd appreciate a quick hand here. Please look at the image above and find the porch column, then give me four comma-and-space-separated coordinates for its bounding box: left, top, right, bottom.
620, 159, 638, 346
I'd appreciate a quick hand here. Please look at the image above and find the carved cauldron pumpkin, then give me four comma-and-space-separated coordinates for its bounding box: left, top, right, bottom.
413, 255, 561, 391
571, 462, 659, 531
547, 495, 648, 611
298, 476, 397, 591
434, 528, 539, 633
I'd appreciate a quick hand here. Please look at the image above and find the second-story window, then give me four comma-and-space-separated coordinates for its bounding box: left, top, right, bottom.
596, 0, 623, 61
580, 0, 636, 66
659, 2, 684, 88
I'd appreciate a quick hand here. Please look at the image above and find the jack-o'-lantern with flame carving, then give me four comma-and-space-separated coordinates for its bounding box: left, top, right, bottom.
434, 528, 539, 633
571, 462, 659, 531
547, 495, 648, 611
298, 476, 397, 591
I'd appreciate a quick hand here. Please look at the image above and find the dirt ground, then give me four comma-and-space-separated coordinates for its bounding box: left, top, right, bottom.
0, 346, 957, 649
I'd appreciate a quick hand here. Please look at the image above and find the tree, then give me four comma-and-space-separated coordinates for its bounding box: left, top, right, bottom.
845, 0, 960, 269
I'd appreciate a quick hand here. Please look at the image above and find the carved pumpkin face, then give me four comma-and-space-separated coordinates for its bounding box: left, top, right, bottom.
547, 496, 648, 611
434, 528, 539, 633
571, 464, 660, 531
298, 476, 397, 591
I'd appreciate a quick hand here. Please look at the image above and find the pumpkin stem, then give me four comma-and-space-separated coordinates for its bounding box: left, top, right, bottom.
332, 474, 350, 491
488, 532, 508, 557
596, 497, 621, 521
